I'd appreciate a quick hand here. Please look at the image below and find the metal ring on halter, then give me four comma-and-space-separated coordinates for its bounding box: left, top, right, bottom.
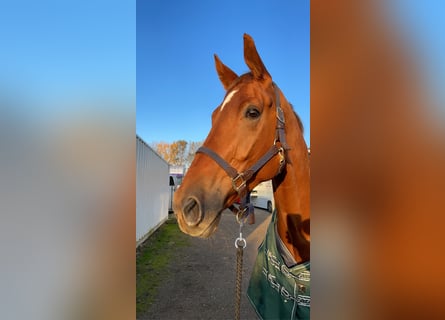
278, 147, 285, 164
236, 208, 248, 224
235, 237, 247, 248
274, 137, 279, 146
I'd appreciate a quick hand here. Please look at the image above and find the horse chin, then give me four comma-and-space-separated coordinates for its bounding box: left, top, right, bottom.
196, 211, 223, 238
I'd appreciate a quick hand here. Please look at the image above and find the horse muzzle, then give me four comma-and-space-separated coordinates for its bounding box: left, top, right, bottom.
173, 187, 224, 238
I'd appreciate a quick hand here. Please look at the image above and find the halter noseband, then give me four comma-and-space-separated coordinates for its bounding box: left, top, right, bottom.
196, 82, 289, 215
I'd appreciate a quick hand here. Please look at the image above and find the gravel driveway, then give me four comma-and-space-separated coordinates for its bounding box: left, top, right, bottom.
140, 208, 271, 320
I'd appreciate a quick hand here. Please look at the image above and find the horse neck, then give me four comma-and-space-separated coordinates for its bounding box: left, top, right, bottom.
272, 117, 310, 264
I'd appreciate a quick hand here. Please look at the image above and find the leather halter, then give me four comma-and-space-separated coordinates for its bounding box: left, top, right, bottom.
196, 82, 289, 213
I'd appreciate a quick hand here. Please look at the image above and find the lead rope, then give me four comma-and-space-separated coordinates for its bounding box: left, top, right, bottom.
234, 220, 246, 320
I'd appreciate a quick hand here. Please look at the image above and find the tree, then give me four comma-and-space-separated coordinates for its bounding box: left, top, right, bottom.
169, 140, 188, 166
153, 142, 171, 162
152, 140, 203, 167
186, 141, 203, 167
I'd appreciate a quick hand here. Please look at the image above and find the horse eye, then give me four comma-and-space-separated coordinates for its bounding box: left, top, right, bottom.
245, 107, 260, 119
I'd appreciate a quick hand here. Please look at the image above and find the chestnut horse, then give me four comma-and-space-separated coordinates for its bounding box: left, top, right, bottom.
173, 34, 310, 319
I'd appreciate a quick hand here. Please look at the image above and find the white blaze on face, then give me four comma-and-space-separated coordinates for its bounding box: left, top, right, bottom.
220, 89, 238, 112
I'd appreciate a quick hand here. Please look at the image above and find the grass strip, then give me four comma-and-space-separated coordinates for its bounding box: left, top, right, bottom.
136, 219, 190, 316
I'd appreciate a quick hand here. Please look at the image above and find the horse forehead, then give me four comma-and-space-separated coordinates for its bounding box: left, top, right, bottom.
219, 89, 239, 112
219, 84, 265, 112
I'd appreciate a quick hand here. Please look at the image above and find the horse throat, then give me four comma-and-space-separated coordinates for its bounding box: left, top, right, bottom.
272, 139, 310, 265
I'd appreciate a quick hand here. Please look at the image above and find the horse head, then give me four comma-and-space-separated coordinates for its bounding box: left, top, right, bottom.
174, 34, 292, 238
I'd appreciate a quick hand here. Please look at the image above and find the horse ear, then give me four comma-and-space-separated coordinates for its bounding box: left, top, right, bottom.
214, 54, 238, 90
243, 33, 271, 81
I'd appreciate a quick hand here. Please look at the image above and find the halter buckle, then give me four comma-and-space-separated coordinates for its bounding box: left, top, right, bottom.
232, 173, 247, 194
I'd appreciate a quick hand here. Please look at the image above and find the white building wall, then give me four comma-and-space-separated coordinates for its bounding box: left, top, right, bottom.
136, 135, 169, 246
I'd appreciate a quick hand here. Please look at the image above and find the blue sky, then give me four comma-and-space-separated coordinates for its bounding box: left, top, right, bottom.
136, 0, 310, 146
0, 1, 135, 119
0, 1, 442, 142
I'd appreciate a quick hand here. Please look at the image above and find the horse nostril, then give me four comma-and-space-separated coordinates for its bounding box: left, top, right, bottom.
182, 197, 202, 227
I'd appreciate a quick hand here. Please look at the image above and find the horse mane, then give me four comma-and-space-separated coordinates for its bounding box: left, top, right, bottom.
290, 103, 304, 134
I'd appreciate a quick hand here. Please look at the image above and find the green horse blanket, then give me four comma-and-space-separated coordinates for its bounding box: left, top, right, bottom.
247, 211, 310, 319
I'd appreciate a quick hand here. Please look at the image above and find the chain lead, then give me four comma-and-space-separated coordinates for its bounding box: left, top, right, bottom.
234, 221, 246, 248
234, 220, 245, 320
